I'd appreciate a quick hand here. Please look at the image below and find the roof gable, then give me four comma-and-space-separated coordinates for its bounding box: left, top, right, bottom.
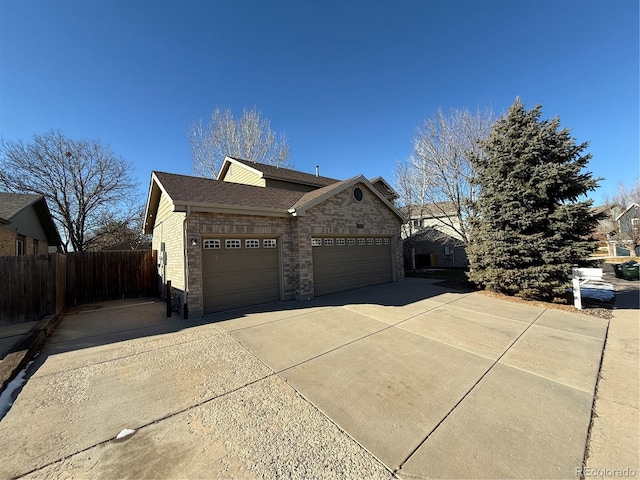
289, 175, 406, 221
615, 202, 640, 222
218, 156, 339, 189
369, 176, 399, 201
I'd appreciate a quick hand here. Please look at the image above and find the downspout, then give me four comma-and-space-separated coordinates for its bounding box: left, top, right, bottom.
183, 205, 191, 319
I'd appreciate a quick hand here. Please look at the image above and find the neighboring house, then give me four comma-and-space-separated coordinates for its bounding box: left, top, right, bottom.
609, 202, 640, 256
144, 157, 405, 317
0, 193, 62, 256
401, 202, 461, 238
400, 202, 469, 269
592, 204, 624, 254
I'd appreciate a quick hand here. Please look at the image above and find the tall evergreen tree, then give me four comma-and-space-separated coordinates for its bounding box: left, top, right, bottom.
467, 99, 600, 302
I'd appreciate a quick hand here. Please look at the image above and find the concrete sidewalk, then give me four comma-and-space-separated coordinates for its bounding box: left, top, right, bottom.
584, 274, 639, 478
0, 321, 39, 360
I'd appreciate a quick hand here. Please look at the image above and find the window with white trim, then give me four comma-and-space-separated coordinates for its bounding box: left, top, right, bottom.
336, 238, 346, 246
311, 238, 322, 247
383, 238, 390, 245
263, 239, 277, 248
203, 239, 221, 249
324, 238, 334, 246
375, 238, 383, 245
347, 238, 356, 246
366, 238, 374, 245
245, 239, 260, 248
357, 238, 365, 246
226, 239, 241, 249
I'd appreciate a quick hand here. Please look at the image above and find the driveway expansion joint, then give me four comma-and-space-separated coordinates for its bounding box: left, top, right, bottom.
395, 307, 547, 473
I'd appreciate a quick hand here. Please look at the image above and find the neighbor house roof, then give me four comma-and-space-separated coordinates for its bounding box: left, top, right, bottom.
0, 192, 62, 246
220, 157, 339, 188
0, 192, 43, 219
614, 202, 640, 222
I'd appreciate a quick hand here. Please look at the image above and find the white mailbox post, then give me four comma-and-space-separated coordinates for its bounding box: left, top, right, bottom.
571, 267, 604, 310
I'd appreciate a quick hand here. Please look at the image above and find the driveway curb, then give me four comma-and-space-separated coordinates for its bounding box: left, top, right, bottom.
0, 313, 63, 394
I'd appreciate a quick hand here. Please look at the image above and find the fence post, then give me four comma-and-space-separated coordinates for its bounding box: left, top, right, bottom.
166, 280, 172, 317
56, 253, 67, 315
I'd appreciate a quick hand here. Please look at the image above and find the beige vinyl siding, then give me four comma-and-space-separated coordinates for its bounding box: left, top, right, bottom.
156, 193, 175, 224
222, 164, 265, 187
152, 192, 186, 290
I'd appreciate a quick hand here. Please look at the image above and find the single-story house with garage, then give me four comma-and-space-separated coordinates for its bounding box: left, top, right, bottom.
143, 156, 405, 317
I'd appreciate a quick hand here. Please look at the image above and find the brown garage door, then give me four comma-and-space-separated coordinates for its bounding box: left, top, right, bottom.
312, 236, 393, 296
202, 237, 280, 314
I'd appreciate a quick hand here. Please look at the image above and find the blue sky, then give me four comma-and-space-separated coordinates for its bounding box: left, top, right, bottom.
1, 0, 637, 206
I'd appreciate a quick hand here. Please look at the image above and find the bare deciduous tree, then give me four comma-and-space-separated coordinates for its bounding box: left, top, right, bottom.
86, 209, 150, 251
0, 131, 139, 252
187, 107, 291, 178
396, 107, 496, 246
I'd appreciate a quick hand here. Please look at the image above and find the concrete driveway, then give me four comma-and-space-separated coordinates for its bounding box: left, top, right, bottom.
0, 279, 608, 479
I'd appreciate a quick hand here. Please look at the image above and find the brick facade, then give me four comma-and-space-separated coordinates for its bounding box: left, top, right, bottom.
0, 227, 50, 256
0, 228, 16, 256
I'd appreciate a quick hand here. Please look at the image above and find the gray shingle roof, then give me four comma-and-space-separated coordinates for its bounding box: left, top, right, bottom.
0, 192, 43, 220
290, 179, 352, 210
0, 192, 62, 246
154, 172, 307, 211
227, 157, 339, 187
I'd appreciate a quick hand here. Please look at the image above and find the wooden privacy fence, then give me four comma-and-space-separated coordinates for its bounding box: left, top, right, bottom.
0, 253, 66, 325
0, 250, 158, 325
66, 250, 158, 306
